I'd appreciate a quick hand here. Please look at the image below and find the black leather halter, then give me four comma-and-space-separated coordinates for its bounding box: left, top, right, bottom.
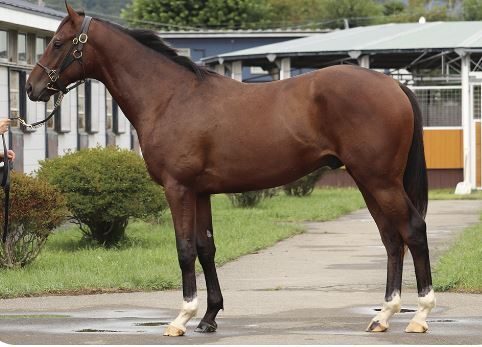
2, 16, 92, 244
37, 16, 92, 95
9, 16, 92, 130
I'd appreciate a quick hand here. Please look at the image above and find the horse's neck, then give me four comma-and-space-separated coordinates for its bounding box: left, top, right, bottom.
88, 21, 197, 130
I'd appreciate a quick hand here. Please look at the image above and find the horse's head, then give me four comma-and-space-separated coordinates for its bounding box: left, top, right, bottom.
27, 3, 92, 101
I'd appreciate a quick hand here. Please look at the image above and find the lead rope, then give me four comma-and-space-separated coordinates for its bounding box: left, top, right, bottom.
1, 133, 10, 243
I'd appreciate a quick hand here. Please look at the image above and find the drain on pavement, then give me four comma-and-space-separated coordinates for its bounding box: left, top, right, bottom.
373, 308, 416, 313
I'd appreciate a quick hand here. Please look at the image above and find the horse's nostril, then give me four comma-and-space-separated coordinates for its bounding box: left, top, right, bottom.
26, 83, 33, 95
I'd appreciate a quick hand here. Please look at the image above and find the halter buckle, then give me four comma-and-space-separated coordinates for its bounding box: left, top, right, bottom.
78, 33, 88, 44
48, 70, 58, 82
72, 37, 79, 45
73, 50, 83, 59
46, 83, 60, 92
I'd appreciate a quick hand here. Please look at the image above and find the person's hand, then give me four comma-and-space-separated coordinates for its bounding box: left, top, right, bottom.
6, 150, 15, 161
0, 150, 15, 162
0, 119, 10, 134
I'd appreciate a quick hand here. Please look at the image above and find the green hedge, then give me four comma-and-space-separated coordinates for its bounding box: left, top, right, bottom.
0, 172, 68, 268
37, 146, 167, 247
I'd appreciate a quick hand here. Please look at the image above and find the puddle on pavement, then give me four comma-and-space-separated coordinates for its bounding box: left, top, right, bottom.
0, 314, 70, 319
374, 308, 416, 313
134, 322, 169, 327
76, 329, 122, 333
428, 319, 457, 323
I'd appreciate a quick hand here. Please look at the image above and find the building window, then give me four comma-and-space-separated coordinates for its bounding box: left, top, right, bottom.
78, 83, 86, 130
9, 70, 26, 128
36, 37, 45, 62
0, 30, 7, 60
46, 95, 56, 129
105, 89, 113, 130
177, 48, 191, 57
10, 71, 20, 119
18, 33, 27, 63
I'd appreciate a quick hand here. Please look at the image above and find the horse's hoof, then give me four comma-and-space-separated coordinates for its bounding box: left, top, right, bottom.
405, 320, 428, 333
195, 320, 217, 333
366, 320, 388, 332
163, 324, 186, 337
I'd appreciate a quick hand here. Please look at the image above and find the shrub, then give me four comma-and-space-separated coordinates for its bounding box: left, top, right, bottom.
227, 188, 279, 208
0, 172, 68, 268
283, 168, 329, 197
37, 146, 167, 247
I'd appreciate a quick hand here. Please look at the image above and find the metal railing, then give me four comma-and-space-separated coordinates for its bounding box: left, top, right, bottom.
410, 86, 462, 127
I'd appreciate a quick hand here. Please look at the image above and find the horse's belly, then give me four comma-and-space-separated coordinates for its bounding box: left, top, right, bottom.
194, 146, 332, 194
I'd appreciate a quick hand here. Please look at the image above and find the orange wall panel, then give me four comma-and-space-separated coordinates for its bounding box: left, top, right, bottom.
423, 129, 463, 169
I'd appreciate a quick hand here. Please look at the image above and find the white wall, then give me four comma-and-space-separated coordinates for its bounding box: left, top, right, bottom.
88, 80, 106, 147
57, 89, 78, 155
115, 108, 131, 149
23, 97, 45, 173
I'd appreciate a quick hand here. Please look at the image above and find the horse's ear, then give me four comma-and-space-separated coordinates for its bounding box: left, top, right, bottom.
65, 1, 79, 21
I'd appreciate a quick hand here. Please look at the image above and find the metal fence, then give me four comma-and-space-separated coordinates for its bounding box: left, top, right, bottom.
473, 85, 481, 120
410, 86, 462, 127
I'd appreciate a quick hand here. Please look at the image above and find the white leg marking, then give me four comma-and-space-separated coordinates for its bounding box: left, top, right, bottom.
367, 293, 401, 331
406, 289, 436, 332
170, 297, 199, 333
206, 229, 212, 238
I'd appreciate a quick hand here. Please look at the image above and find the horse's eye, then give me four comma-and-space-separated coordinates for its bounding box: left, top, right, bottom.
53, 41, 63, 49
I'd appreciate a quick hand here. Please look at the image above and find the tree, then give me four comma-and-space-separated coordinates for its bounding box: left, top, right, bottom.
463, 0, 482, 20
319, 0, 383, 28
383, 0, 406, 16
121, 0, 273, 30
265, 0, 327, 28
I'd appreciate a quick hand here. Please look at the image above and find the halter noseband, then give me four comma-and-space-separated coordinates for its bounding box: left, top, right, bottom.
37, 16, 92, 94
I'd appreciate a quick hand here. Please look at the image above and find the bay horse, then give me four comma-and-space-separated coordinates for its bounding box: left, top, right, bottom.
27, 4, 436, 336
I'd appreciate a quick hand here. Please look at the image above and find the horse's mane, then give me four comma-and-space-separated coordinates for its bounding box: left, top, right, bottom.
68, 12, 214, 80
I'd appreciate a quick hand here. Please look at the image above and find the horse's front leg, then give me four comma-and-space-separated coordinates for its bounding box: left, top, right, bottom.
163, 184, 198, 337
194, 194, 224, 333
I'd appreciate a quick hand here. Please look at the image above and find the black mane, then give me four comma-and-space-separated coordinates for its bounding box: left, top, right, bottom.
122, 28, 212, 80
74, 14, 213, 80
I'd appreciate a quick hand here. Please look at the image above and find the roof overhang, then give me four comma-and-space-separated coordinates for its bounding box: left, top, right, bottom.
0, 6, 60, 32
202, 22, 482, 70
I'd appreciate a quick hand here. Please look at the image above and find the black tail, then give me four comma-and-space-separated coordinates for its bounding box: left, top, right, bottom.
399, 84, 428, 219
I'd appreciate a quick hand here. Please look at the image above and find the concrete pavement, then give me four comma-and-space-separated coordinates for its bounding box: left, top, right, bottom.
0, 200, 481, 344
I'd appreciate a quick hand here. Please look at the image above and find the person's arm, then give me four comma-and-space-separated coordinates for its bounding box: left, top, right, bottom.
0, 119, 10, 134
0, 119, 15, 161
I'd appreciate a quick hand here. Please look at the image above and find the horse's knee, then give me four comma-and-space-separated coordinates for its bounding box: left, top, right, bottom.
177, 239, 197, 270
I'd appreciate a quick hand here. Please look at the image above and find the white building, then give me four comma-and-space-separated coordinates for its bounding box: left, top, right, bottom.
0, 0, 135, 174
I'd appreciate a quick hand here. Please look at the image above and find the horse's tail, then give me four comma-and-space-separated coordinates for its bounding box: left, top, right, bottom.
399, 83, 428, 219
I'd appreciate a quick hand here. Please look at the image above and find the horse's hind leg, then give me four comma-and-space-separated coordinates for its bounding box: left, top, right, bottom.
195, 194, 224, 333
354, 180, 404, 332
354, 177, 435, 332
402, 201, 435, 333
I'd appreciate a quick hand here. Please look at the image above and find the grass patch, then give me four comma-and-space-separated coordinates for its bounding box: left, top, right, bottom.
433, 218, 482, 293
0, 188, 364, 298
429, 189, 482, 200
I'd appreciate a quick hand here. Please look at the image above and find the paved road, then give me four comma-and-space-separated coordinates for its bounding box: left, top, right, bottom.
1, 200, 481, 344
